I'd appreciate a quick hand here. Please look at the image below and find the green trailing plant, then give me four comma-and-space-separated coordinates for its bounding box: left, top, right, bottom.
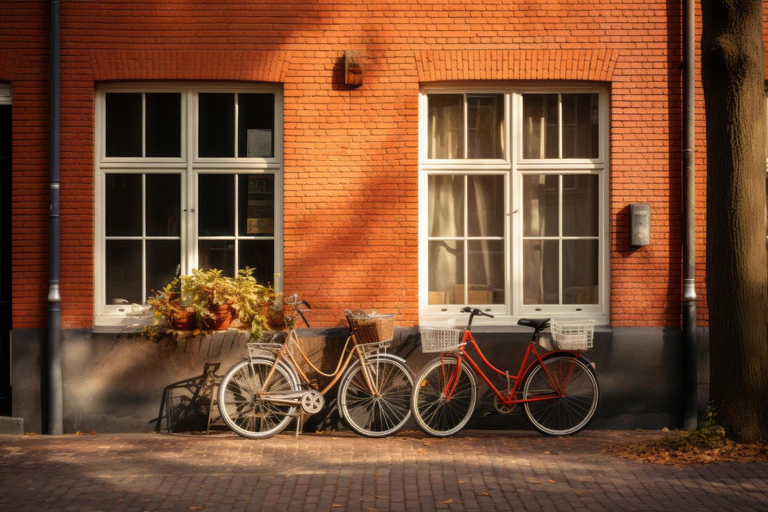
143, 267, 277, 340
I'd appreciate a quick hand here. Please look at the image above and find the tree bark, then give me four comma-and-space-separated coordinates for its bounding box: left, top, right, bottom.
702, 0, 768, 442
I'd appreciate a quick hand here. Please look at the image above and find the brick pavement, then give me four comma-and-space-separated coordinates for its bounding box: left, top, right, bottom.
0, 431, 767, 512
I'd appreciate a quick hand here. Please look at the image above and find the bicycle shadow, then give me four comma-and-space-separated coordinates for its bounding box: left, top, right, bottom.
150, 362, 222, 433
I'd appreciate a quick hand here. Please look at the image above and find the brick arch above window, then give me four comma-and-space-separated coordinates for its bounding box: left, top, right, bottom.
415, 49, 620, 83
88, 50, 292, 83
0, 50, 21, 81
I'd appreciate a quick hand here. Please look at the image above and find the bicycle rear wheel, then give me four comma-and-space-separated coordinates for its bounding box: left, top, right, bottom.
338, 355, 414, 437
218, 358, 299, 439
411, 356, 478, 437
522, 354, 599, 436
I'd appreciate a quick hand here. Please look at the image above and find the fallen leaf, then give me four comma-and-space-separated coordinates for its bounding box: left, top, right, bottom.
439, 499, 454, 504
543, 451, 550, 454
548, 479, 556, 483
331, 504, 342, 508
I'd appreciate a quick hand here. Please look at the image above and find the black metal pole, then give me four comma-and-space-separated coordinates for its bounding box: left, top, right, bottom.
47, 0, 63, 435
682, 0, 698, 430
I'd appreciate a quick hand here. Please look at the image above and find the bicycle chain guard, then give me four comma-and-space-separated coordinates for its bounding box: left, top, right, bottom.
300, 390, 325, 414
493, 394, 517, 415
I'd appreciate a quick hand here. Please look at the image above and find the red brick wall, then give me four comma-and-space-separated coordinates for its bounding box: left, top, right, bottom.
1, 0, 744, 329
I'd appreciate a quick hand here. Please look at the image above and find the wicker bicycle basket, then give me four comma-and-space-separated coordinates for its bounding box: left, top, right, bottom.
550, 319, 595, 350
345, 310, 396, 345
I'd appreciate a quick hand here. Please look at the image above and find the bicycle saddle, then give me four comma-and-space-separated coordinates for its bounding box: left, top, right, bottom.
517, 318, 549, 330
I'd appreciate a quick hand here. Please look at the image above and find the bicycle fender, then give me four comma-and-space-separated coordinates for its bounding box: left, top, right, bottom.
520, 351, 597, 383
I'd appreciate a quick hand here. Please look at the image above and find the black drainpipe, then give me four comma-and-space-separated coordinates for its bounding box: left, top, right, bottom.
681, 0, 698, 430
47, 0, 63, 435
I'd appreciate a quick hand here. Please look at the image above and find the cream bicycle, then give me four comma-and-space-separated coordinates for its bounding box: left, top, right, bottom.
217, 295, 414, 439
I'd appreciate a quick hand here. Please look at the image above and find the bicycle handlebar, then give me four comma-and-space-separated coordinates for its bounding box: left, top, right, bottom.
287, 293, 311, 309
460, 306, 494, 319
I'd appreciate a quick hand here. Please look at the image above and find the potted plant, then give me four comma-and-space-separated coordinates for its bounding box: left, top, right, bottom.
147, 277, 196, 331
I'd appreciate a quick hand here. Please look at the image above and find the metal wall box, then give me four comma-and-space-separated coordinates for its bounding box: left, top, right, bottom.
631, 203, 650, 247
344, 50, 364, 89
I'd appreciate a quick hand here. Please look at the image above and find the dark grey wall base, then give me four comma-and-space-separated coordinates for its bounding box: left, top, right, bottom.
11, 326, 710, 434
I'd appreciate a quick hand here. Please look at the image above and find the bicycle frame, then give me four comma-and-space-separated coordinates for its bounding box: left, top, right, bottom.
443, 329, 579, 407
257, 317, 382, 399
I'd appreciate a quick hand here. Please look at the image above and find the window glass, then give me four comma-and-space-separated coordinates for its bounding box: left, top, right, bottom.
239, 240, 275, 285
238, 94, 274, 158
467, 240, 505, 304
106, 93, 142, 157
562, 94, 599, 158
428, 175, 463, 237
562, 175, 599, 236
199, 93, 235, 157
562, 240, 599, 304
146, 174, 181, 237
523, 175, 558, 237
522, 94, 558, 159
105, 174, 142, 236
467, 175, 504, 237
146, 93, 181, 157
428, 241, 464, 305
198, 174, 234, 236
199, 240, 235, 276
467, 95, 504, 159
523, 239, 559, 304
146, 240, 180, 296
428, 95, 463, 159
238, 175, 274, 236
105, 240, 142, 304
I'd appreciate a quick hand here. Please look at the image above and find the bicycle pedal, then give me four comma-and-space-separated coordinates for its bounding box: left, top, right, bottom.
308, 379, 319, 390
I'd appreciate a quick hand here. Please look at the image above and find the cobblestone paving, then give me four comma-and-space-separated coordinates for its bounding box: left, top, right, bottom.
1, 431, 767, 512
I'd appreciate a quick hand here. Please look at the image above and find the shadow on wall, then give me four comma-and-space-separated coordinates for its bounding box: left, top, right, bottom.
153, 362, 222, 433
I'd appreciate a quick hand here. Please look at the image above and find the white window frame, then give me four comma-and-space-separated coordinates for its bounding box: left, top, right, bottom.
95, 83, 283, 327
419, 84, 610, 325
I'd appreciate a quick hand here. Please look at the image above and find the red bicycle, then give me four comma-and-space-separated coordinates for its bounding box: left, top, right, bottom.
411, 307, 599, 437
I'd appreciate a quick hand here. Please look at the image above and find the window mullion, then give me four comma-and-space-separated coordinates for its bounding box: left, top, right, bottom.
463, 94, 468, 159
142, 173, 147, 303
234, 173, 239, 275
557, 93, 562, 159
558, 174, 563, 306
463, 175, 468, 304
234, 93, 239, 158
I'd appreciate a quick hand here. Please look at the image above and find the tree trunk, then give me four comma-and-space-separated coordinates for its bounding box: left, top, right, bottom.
702, 0, 768, 443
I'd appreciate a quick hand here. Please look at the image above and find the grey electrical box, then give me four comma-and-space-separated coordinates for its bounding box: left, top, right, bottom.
631, 203, 650, 247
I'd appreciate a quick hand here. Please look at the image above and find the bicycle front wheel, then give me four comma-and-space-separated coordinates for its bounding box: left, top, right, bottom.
411, 356, 478, 437
338, 356, 414, 437
218, 358, 299, 439
522, 355, 599, 436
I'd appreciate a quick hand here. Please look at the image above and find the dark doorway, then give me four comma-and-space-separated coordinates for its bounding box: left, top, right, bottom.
0, 102, 11, 416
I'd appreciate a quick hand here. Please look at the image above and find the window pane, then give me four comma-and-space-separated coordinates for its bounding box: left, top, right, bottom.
146, 240, 180, 296
468, 175, 504, 237
467, 240, 504, 304
199, 93, 234, 157
428, 95, 464, 159
198, 174, 234, 236
106, 240, 142, 304
105, 174, 142, 236
428, 240, 464, 305
523, 240, 559, 305
467, 95, 504, 159
562, 94, 599, 158
239, 240, 275, 285
238, 94, 274, 158
562, 175, 599, 236
523, 175, 559, 237
146, 93, 181, 157
239, 175, 274, 236
105, 93, 142, 157
428, 175, 464, 237
146, 174, 181, 236
198, 240, 235, 276
522, 94, 558, 159
562, 240, 599, 304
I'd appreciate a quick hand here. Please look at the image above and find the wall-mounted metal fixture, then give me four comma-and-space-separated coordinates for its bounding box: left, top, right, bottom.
631, 203, 650, 247
344, 50, 364, 89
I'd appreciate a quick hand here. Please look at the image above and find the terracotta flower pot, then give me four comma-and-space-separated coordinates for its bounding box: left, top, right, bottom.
169, 307, 196, 331
203, 304, 234, 330
262, 305, 285, 330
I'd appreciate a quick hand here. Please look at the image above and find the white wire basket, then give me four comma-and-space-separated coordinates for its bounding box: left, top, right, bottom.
549, 319, 595, 350
419, 319, 464, 353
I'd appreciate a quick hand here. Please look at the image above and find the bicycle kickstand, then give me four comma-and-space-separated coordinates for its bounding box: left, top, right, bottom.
295, 414, 304, 438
